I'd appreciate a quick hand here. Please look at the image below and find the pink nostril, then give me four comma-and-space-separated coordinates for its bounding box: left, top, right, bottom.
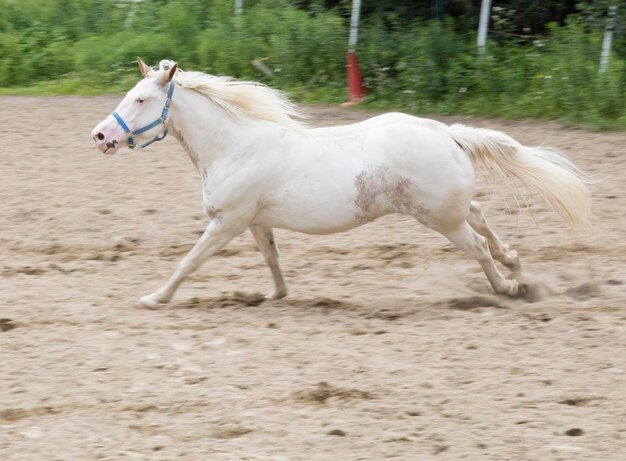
96, 132, 105, 141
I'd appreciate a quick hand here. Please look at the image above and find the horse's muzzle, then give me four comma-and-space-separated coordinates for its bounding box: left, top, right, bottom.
92, 118, 124, 154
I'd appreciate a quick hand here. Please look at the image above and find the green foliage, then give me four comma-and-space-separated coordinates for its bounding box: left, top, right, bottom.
359, 14, 626, 128
0, 0, 625, 128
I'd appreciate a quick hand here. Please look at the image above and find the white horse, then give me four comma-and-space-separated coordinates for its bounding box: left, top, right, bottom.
92, 59, 592, 308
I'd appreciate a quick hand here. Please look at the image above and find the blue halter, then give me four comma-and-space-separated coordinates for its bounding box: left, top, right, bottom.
111, 81, 175, 150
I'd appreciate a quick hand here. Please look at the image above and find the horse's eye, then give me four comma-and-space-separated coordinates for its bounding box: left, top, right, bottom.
136, 98, 145, 104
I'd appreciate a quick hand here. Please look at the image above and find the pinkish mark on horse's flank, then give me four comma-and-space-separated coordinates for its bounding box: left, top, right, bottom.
354, 167, 429, 221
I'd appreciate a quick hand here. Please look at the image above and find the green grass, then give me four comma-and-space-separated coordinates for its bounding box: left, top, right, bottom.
1, 1, 624, 130
0, 73, 139, 96
1, 76, 623, 132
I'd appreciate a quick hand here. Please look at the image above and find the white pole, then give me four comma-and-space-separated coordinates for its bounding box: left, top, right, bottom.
120, 0, 143, 29
477, 0, 491, 54
600, 5, 617, 73
235, 0, 243, 14
348, 0, 362, 52
123, 4, 136, 28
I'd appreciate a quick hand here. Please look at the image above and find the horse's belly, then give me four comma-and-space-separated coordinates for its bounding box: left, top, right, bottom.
251, 200, 365, 235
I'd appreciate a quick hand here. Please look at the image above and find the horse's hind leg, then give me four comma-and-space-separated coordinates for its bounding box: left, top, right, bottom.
249, 225, 288, 300
440, 222, 525, 297
467, 200, 521, 271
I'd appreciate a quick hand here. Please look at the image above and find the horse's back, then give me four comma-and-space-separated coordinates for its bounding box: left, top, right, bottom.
306, 112, 447, 137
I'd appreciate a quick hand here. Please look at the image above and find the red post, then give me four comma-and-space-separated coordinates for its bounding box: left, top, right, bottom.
345, 51, 366, 104
343, 0, 365, 105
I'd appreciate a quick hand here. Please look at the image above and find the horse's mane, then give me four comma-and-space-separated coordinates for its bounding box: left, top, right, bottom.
156, 60, 307, 130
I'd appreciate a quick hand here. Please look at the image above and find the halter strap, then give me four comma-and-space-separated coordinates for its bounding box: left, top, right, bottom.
112, 81, 175, 150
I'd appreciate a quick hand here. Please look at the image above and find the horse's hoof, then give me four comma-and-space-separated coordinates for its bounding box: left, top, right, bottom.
265, 290, 287, 301
508, 272, 551, 302
501, 279, 526, 298
139, 293, 167, 309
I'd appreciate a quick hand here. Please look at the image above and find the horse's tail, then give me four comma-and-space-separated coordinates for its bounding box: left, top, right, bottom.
446, 124, 592, 229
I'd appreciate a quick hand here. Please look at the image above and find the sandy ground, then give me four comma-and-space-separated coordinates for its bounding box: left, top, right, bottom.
1, 95, 625, 461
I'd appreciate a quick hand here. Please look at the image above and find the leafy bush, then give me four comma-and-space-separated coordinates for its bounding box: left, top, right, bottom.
0, 0, 624, 127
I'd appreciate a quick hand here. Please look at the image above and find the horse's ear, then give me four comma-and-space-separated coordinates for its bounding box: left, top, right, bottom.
137, 58, 152, 78
160, 63, 178, 85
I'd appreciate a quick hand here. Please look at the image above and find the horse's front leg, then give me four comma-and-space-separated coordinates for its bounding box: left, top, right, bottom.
139, 219, 240, 308
249, 225, 288, 300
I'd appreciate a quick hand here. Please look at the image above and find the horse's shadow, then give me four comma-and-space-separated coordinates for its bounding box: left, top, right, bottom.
167, 291, 508, 320
164, 279, 550, 318
170, 292, 360, 313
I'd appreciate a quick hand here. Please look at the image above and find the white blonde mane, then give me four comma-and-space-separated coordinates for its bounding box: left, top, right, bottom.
156, 60, 307, 130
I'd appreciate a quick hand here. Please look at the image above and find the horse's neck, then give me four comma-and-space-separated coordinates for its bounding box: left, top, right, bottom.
169, 88, 242, 169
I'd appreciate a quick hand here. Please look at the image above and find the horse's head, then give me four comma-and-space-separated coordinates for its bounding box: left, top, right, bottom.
92, 59, 178, 155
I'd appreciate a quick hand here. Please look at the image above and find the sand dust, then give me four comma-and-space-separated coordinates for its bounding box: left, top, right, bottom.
1, 96, 625, 460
